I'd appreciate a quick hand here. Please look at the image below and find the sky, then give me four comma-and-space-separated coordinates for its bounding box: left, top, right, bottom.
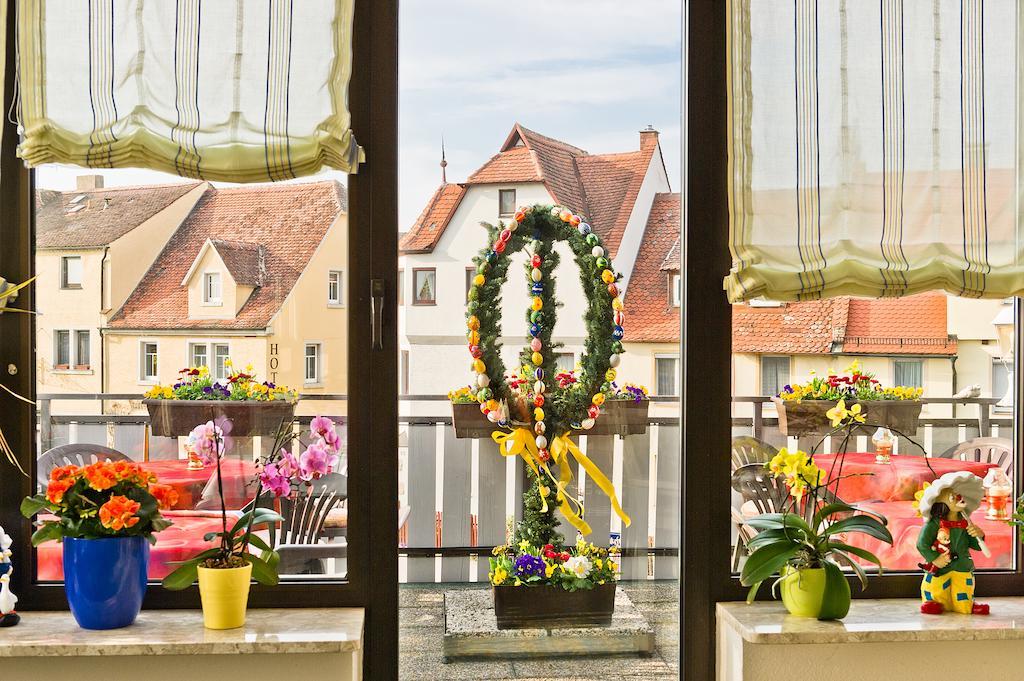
37, 1, 683, 231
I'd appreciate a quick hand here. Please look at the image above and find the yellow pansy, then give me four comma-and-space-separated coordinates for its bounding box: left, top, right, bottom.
491, 566, 508, 586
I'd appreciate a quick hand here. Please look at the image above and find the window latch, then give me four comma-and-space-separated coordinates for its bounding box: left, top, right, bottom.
371, 278, 385, 351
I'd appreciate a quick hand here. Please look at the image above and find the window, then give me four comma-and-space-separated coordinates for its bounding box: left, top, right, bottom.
328, 270, 344, 306
60, 256, 82, 288
203, 271, 222, 304
465, 267, 476, 297
305, 343, 321, 384
213, 344, 230, 380
400, 350, 409, 394
656, 355, 679, 396
75, 330, 90, 369
140, 342, 158, 382
759, 355, 790, 397
893, 359, 923, 389
189, 342, 208, 368
398, 269, 404, 306
413, 268, 436, 305
993, 360, 1011, 410
498, 188, 516, 217
554, 352, 575, 373
670, 272, 681, 307
54, 330, 70, 368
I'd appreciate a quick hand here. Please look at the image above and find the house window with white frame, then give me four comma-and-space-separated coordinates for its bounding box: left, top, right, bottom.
61, 255, 83, 289
760, 355, 791, 398
54, 330, 71, 369
54, 330, 91, 370
656, 355, 679, 396
893, 359, 923, 389
328, 270, 344, 306
670, 272, 681, 307
75, 331, 90, 369
499, 188, 516, 217
140, 342, 159, 382
203, 271, 222, 304
305, 343, 321, 384
554, 352, 575, 373
189, 342, 208, 369
213, 344, 230, 380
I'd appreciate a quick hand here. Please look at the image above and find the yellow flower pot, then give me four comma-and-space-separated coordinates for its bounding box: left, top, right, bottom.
197, 563, 252, 630
780, 567, 827, 618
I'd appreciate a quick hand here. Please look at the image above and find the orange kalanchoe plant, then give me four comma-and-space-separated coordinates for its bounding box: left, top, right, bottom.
20, 460, 174, 546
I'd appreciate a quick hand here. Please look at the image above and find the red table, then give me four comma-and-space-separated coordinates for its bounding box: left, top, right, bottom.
144, 459, 258, 510
812, 453, 997, 503
37, 514, 225, 580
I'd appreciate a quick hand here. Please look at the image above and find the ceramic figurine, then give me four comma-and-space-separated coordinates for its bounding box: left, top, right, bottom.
0, 525, 18, 626
916, 472, 990, 615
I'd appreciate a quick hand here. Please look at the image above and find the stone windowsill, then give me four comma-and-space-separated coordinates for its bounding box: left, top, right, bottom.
717, 597, 1024, 645
0, 608, 364, 658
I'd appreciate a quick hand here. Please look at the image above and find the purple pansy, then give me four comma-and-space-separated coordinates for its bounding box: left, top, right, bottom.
513, 554, 545, 578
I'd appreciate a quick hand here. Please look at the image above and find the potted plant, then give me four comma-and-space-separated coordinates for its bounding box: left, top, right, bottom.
20, 461, 177, 629
162, 415, 343, 629
601, 382, 651, 436
143, 361, 298, 437
771, 361, 923, 436
739, 405, 895, 620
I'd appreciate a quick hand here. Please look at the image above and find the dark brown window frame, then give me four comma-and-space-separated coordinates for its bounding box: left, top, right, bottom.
682, 4, 1024, 680
411, 266, 437, 306
0, 2, 399, 678
498, 187, 516, 217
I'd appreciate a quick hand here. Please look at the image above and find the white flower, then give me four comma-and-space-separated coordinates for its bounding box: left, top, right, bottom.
565, 555, 593, 579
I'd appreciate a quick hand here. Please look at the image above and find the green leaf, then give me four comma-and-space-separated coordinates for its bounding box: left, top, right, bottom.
245, 534, 273, 553
745, 580, 763, 604
162, 561, 201, 591
744, 513, 813, 537
821, 515, 893, 545
21, 495, 52, 518
30, 522, 63, 546
817, 559, 851, 621
812, 502, 856, 528
244, 553, 280, 586
739, 541, 800, 587
826, 541, 883, 572
828, 549, 868, 591
745, 528, 805, 552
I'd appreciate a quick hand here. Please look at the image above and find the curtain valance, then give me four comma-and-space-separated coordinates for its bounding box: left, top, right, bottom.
16, 0, 362, 182
725, 0, 1022, 302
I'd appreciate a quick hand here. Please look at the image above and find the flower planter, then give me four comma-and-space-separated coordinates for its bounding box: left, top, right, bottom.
63, 536, 149, 630
452, 399, 650, 439
771, 398, 922, 437
779, 567, 850, 619
198, 563, 253, 630
492, 583, 615, 629
144, 399, 297, 437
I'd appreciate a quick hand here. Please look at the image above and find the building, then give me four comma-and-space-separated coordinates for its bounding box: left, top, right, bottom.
35, 176, 207, 413
398, 123, 673, 397
104, 181, 349, 414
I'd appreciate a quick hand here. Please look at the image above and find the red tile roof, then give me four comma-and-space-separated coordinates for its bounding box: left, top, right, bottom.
843, 292, 957, 355
732, 299, 849, 355
209, 240, 266, 287
402, 123, 661, 257
108, 181, 346, 330
398, 183, 466, 254
622, 193, 680, 343
36, 182, 202, 249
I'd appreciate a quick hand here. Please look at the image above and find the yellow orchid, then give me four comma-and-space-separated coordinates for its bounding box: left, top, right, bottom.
825, 399, 866, 427
766, 448, 825, 501
912, 482, 931, 517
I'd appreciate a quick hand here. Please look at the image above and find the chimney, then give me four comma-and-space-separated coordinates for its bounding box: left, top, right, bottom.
76, 175, 104, 191
639, 124, 659, 151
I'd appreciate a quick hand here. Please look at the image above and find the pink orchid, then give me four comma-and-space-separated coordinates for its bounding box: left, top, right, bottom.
320, 427, 341, 453
310, 415, 336, 439
298, 441, 338, 482
188, 421, 224, 466
258, 462, 291, 497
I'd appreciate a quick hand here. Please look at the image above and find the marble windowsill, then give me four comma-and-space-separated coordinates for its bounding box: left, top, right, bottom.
718, 598, 1024, 645
0, 608, 364, 657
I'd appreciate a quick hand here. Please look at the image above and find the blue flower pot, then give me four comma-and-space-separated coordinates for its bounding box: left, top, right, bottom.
63, 536, 149, 630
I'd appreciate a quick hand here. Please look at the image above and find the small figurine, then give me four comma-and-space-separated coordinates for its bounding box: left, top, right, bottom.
0, 524, 19, 626
916, 472, 990, 615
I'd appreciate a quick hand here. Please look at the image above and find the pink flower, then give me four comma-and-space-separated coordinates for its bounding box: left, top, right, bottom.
310, 415, 336, 439
258, 462, 291, 497
298, 441, 338, 482
188, 421, 224, 466
277, 449, 300, 478
321, 427, 341, 453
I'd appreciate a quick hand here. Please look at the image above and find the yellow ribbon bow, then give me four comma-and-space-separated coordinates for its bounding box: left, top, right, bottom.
551, 433, 631, 531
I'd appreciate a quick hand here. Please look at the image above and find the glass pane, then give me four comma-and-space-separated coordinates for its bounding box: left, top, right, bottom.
34, 167, 350, 583
399, 1, 682, 676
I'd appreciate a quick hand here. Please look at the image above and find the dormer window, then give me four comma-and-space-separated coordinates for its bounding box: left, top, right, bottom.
670, 272, 681, 307
203, 272, 222, 305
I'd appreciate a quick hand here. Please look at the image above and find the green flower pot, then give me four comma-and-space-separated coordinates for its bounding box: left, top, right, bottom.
780, 567, 850, 619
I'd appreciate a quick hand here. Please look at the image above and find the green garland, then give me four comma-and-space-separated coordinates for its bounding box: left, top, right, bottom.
464, 205, 625, 442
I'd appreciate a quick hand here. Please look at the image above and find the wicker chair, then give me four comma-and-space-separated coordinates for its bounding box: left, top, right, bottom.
36, 444, 130, 489
937, 437, 1013, 478
731, 436, 779, 472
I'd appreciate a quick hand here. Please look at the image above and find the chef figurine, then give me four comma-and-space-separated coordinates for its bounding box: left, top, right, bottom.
916, 472, 990, 615
0, 524, 18, 626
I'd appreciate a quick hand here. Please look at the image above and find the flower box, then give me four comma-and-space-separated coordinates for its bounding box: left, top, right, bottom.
144, 399, 297, 438
452, 399, 650, 439
771, 397, 922, 437
493, 583, 615, 629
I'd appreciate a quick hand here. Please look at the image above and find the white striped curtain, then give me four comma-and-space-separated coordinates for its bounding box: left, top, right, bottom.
16, 0, 362, 182
726, 0, 1023, 302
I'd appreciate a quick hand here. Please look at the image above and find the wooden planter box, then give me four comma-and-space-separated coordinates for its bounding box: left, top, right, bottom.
771, 397, 922, 437
451, 399, 650, 439
144, 399, 297, 438
493, 583, 615, 629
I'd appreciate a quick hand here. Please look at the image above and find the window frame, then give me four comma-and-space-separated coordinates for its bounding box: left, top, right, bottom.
465, 266, 476, 297
60, 255, 82, 289
655, 353, 680, 397
397, 268, 404, 306
53, 329, 70, 369
328, 269, 345, 307
498, 188, 516, 217
188, 341, 209, 369
138, 340, 159, 383
202, 270, 222, 305
670, 271, 681, 307
758, 354, 791, 397
304, 342, 322, 385
412, 267, 436, 306
74, 329, 90, 370
892, 358, 924, 389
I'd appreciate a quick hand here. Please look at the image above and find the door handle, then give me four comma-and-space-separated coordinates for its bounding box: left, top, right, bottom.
371, 278, 385, 351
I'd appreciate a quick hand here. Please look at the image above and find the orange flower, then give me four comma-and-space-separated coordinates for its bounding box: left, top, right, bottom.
98, 495, 141, 531
82, 461, 118, 491
46, 478, 74, 505
149, 483, 179, 510
49, 464, 79, 482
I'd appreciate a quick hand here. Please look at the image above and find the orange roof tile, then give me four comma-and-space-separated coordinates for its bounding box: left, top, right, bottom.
843, 292, 957, 355
622, 193, 681, 343
398, 183, 466, 254
732, 299, 848, 355
108, 181, 346, 330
